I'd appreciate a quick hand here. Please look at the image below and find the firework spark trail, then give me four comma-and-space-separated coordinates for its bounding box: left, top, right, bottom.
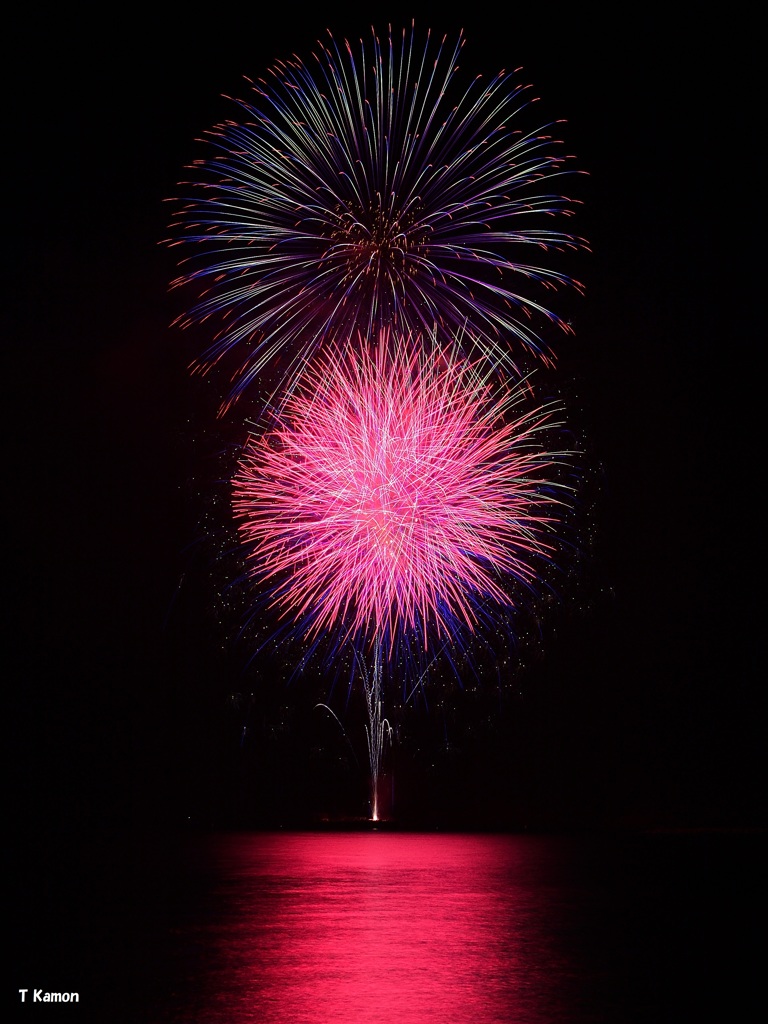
357, 644, 392, 821
167, 25, 587, 407
232, 331, 571, 661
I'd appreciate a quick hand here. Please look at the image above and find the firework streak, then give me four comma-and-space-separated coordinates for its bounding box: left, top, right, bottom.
168, 26, 586, 405
232, 333, 570, 660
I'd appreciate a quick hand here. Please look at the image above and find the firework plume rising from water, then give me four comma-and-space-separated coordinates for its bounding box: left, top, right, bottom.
169, 26, 587, 820
167, 25, 586, 409
358, 644, 392, 822
232, 332, 571, 670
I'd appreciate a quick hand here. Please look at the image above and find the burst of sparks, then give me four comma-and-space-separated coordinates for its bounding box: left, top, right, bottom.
168, 25, 587, 407
232, 332, 571, 659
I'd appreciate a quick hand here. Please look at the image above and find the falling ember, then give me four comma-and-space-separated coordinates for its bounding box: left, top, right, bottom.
232, 330, 572, 662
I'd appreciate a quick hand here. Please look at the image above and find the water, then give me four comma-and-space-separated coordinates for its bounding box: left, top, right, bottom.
135, 830, 761, 1023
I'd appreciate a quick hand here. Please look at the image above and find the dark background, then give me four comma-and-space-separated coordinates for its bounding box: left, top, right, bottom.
8, 4, 762, 997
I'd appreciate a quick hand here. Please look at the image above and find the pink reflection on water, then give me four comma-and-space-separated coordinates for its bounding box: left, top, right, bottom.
165, 832, 577, 1024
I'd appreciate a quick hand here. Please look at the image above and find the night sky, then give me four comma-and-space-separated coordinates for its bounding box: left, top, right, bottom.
8, 4, 763, 870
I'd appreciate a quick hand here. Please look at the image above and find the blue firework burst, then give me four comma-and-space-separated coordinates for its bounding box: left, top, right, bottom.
167, 25, 587, 405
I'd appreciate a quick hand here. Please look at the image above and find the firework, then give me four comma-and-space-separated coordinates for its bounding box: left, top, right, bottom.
232, 332, 570, 661
358, 643, 392, 821
168, 26, 586, 405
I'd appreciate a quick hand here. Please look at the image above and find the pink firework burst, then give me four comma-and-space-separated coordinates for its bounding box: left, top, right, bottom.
233, 334, 569, 658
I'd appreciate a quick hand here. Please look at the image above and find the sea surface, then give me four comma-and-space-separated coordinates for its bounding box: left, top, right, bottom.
17, 829, 761, 1022
133, 829, 760, 1023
